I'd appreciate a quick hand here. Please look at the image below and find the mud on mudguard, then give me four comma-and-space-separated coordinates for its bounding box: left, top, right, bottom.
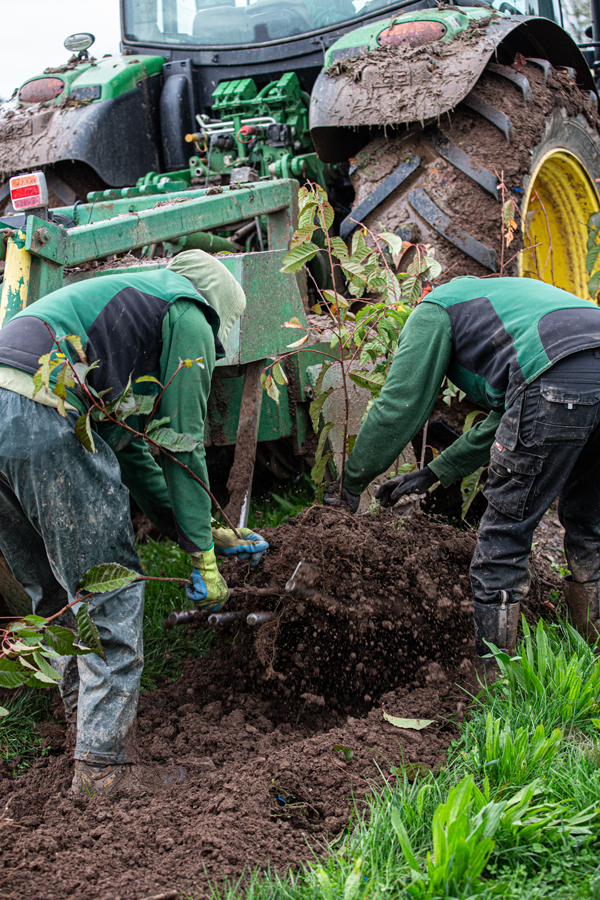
309, 14, 596, 163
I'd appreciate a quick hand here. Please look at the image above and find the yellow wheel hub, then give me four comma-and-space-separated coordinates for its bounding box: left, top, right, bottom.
520, 149, 600, 300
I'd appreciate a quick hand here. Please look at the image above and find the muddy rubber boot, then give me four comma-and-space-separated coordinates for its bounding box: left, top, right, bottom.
71, 761, 187, 797
473, 591, 520, 669
563, 577, 600, 645
71, 761, 143, 797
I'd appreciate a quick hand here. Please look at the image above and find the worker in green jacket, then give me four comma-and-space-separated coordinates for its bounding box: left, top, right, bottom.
326, 276, 600, 661
0, 250, 268, 796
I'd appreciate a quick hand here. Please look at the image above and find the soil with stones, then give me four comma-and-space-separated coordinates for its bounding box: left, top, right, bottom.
0, 508, 560, 900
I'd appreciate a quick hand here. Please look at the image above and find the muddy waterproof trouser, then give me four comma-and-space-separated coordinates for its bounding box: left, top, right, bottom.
0, 389, 143, 765
471, 349, 600, 603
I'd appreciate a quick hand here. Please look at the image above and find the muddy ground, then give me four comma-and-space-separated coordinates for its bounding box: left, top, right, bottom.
0, 508, 561, 900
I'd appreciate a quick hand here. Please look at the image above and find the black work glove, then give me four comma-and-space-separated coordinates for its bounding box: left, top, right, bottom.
375, 465, 437, 509
323, 481, 360, 514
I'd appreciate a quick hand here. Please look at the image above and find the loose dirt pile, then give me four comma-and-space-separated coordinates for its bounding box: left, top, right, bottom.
0, 508, 560, 900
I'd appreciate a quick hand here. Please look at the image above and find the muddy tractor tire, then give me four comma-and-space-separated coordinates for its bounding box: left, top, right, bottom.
346, 60, 600, 297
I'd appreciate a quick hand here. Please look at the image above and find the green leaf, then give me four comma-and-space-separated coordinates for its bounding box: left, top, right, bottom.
280, 241, 320, 273
390, 809, 420, 872
347, 434, 357, 455
150, 428, 203, 453
322, 289, 349, 308
379, 231, 405, 258
330, 236, 349, 260
272, 361, 288, 386
0, 707, 8, 717
63, 334, 87, 363
0, 658, 31, 689
311, 451, 332, 486
333, 744, 354, 762
314, 868, 334, 900
463, 410, 487, 433
146, 415, 172, 433
343, 858, 363, 900
74, 411, 96, 453
33, 353, 61, 395
383, 710, 433, 730
21, 615, 46, 626
314, 363, 332, 398
32, 651, 61, 683
317, 199, 335, 232
135, 375, 163, 385
45, 625, 93, 657
589, 270, 600, 300
133, 393, 158, 417
78, 562, 139, 594
349, 371, 386, 396
309, 386, 333, 433
76, 603, 106, 660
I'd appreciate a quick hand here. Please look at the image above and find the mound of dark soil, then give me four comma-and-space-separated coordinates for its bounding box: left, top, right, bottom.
0, 508, 559, 900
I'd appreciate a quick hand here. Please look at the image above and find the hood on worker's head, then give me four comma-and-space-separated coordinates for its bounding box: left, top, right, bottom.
167, 250, 247, 343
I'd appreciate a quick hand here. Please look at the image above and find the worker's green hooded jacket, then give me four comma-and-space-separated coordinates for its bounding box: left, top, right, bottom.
345, 277, 600, 495
0, 252, 246, 552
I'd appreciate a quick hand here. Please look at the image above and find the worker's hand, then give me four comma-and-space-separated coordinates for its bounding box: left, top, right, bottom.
212, 524, 268, 565
323, 481, 360, 514
375, 465, 437, 508
186, 547, 229, 611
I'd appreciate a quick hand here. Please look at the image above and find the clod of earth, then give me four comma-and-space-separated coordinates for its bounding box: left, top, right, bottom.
0, 508, 560, 900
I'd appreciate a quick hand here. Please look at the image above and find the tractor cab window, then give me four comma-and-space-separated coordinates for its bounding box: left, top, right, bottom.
124, 0, 407, 46
489, 0, 561, 21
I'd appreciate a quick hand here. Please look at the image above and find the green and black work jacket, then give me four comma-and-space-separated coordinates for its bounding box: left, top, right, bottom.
0, 269, 223, 552
345, 276, 600, 495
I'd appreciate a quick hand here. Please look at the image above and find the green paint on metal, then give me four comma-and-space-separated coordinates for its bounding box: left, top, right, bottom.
206, 373, 292, 445
218, 250, 307, 366
17, 54, 165, 107
323, 7, 500, 66
24, 179, 297, 267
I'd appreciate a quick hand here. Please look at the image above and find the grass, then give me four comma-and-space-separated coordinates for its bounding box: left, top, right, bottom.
191, 619, 600, 900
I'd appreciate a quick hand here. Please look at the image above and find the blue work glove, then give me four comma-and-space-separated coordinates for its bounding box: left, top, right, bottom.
212, 525, 269, 566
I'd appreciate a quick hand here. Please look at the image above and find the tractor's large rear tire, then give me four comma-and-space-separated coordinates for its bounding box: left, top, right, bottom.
349, 60, 600, 298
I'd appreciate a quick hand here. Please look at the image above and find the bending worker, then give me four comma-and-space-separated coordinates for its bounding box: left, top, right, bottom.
327, 276, 600, 659
0, 250, 267, 795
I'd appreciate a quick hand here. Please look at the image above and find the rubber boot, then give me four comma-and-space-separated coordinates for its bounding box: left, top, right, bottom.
473, 591, 520, 660
563, 577, 600, 644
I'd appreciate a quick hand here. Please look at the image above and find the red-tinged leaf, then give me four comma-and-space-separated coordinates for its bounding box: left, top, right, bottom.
53, 362, 75, 399
63, 334, 87, 363
74, 411, 96, 453
287, 333, 309, 349
261, 371, 281, 405
283, 317, 304, 329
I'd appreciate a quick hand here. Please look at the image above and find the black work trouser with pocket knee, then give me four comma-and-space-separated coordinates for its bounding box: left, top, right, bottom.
471, 348, 600, 604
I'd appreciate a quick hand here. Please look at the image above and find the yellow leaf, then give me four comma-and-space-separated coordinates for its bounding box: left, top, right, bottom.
283, 317, 304, 329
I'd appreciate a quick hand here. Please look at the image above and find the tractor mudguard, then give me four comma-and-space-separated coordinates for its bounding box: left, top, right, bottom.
310, 14, 597, 162
0, 76, 163, 188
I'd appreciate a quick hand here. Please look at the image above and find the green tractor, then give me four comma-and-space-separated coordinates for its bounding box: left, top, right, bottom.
0, 0, 599, 296
0, 0, 600, 542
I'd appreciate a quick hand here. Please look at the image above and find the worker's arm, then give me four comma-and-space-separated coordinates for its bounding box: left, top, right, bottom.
115, 435, 179, 543
428, 410, 503, 486
343, 303, 453, 495
158, 300, 217, 554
